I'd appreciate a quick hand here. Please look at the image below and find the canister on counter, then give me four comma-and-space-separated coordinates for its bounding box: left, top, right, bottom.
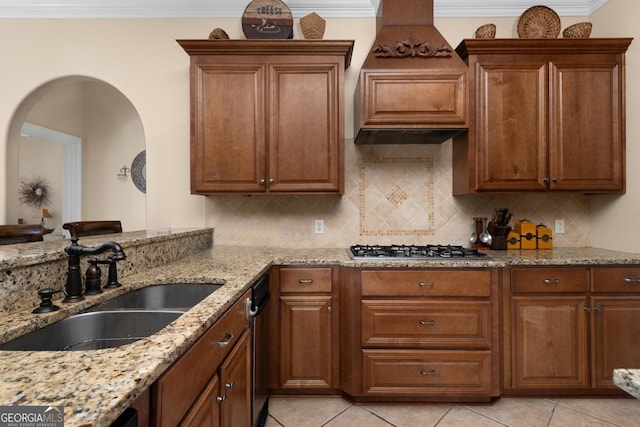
536, 224, 553, 249
507, 230, 521, 249
515, 219, 537, 249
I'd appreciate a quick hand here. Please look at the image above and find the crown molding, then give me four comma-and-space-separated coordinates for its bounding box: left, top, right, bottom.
0, 0, 608, 18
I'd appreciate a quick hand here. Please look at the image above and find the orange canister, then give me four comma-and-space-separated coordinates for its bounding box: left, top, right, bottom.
507, 230, 521, 250
515, 219, 537, 249
536, 224, 553, 249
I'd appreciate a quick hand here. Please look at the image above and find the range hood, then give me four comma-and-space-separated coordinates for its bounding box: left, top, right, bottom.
355, 0, 468, 144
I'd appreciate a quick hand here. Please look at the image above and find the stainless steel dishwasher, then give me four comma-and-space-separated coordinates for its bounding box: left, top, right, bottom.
247, 274, 270, 427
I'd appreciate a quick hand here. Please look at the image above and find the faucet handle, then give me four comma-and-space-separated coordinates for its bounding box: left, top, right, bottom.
96, 256, 122, 289
33, 288, 63, 314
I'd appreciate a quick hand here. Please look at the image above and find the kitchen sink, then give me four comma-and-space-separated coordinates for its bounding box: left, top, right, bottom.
0, 310, 182, 351
85, 283, 223, 312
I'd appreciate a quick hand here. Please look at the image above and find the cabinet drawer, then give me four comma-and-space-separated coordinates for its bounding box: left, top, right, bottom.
153, 290, 250, 427
362, 349, 493, 397
592, 267, 640, 293
511, 267, 588, 293
280, 267, 333, 293
361, 270, 491, 297
361, 300, 491, 348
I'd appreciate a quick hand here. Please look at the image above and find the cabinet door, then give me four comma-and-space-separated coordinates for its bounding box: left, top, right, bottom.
591, 297, 640, 388
280, 295, 334, 388
179, 375, 221, 427
191, 60, 267, 194
219, 329, 251, 427
512, 296, 589, 389
474, 61, 548, 191
268, 62, 343, 193
548, 61, 624, 192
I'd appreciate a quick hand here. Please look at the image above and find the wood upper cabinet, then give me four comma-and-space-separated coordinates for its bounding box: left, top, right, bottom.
453, 38, 632, 194
177, 40, 354, 195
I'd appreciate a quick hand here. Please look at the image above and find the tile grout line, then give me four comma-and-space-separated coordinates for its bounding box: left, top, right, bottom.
320, 404, 358, 427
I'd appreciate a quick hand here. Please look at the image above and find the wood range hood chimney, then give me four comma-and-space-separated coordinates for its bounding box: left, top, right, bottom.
355, 0, 468, 144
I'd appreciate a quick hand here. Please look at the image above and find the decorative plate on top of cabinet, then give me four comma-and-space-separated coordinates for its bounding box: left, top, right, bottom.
242, 0, 294, 39
517, 5, 561, 39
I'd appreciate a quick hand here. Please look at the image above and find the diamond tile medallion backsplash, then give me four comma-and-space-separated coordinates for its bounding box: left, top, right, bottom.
360, 156, 435, 236
206, 140, 591, 248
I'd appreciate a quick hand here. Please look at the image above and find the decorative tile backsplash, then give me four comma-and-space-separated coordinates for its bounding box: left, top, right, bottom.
206, 140, 591, 248
359, 156, 435, 236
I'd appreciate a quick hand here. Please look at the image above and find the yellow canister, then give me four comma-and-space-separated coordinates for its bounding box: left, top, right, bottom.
507, 230, 521, 249
516, 219, 537, 249
536, 224, 553, 249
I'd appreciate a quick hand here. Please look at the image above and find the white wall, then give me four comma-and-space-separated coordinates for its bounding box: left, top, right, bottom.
0, 11, 638, 251
589, 0, 640, 252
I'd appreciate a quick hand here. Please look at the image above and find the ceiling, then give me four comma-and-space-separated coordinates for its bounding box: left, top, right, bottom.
0, 0, 608, 18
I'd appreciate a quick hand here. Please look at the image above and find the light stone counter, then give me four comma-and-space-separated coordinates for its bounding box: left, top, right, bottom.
1, 242, 640, 426
614, 369, 640, 399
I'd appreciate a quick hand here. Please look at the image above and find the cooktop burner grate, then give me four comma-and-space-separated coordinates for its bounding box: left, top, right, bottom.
348, 244, 489, 260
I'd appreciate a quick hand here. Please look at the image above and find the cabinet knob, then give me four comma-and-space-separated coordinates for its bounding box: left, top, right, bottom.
269, 178, 274, 184
259, 179, 266, 185
544, 178, 550, 184
594, 306, 602, 313
420, 369, 437, 376
217, 395, 226, 403
298, 279, 314, 284
542, 278, 560, 285
225, 381, 235, 389
328, 306, 332, 313
624, 277, 640, 283
552, 177, 558, 183
583, 306, 591, 312
419, 320, 436, 326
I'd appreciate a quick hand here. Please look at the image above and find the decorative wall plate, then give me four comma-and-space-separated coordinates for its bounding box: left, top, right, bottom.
517, 5, 561, 39
242, 0, 293, 39
131, 150, 146, 194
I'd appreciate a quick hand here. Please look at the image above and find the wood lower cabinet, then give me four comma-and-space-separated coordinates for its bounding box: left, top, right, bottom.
180, 330, 250, 427
453, 38, 632, 194
151, 290, 251, 427
177, 40, 354, 195
505, 266, 640, 393
342, 268, 500, 402
269, 266, 339, 392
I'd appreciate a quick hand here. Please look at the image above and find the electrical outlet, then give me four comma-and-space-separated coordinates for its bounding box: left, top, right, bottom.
314, 219, 324, 234
555, 219, 565, 234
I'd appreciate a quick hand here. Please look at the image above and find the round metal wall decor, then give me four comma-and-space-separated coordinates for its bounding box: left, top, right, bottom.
131, 150, 146, 194
242, 0, 293, 39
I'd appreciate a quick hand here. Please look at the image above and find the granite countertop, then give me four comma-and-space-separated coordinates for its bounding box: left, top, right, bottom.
2, 244, 640, 426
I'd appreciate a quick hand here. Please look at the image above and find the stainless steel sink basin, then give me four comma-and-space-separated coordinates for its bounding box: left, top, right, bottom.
85, 283, 222, 312
0, 310, 182, 351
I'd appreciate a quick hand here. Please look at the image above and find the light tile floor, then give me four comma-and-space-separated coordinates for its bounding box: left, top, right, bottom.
265, 396, 640, 427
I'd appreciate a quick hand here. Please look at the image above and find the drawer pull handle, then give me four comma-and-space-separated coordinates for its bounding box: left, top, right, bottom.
418, 281, 435, 288
419, 320, 436, 325
299, 279, 314, 284
225, 381, 235, 389
624, 277, 640, 283
420, 369, 437, 376
217, 333, 234, 348
542, 279, 560, 285
217, 395, 226, 403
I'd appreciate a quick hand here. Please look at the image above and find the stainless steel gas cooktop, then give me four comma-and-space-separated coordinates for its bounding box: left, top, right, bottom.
348, 244, 489, 260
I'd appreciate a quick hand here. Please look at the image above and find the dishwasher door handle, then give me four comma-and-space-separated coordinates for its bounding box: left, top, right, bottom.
245, 297, 258, 318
